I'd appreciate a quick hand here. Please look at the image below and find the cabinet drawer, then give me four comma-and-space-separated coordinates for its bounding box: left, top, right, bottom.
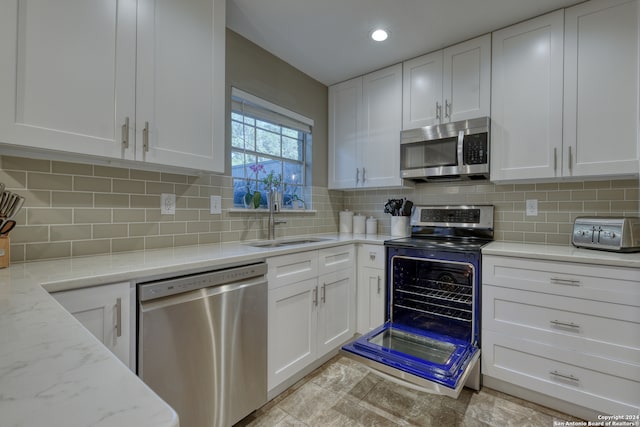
318, 245, 354, 275
357, 244, 385, 269
267, 251, 318, 289
483, 255, 640, 306
482, 330, 640, 415
483, 285, 640, 363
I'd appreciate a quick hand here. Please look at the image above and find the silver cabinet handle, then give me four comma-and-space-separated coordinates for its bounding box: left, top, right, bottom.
445, 99, 451, 118
355, 168, 359, 185
369, 252, 376, 261
115, 297, 122, 338
121, 117, 130, 149
568, 146, 573, 172
143, 121, 150, 153
550, 277, 581, 286
553, 148, 557, 172
550, 320, 580, 329
436, 102, 441, 120
377, 275, 381, 295
550, 370, 579, 382
321, 283, 326, 304
312, 286, 318, 307
362, 167, 366, 184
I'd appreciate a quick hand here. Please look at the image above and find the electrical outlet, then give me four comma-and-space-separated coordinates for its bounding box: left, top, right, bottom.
526, 199, 538, 216
161, 193, 176, 215
210, 195, 222, 214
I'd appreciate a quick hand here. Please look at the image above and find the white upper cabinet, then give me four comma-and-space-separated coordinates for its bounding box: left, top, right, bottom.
403, 34, 491, 129
0, 0, 225, 173
360, 64, 404, 188
563, 0, 639, 178
136, 0, 225, 172
328, 77, 362, 189
0, 0, 136, 160
492, 0, 639, 183
329, 64, 407, 189
490, 11, 565, 182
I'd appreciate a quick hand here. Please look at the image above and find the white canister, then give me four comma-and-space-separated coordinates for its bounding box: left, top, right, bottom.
339, 210, 354, 233
390, 216, 410, 237
353, 214, 366, 234
366, 217, 378, 235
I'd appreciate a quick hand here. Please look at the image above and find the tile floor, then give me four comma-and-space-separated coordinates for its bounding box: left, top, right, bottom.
237, 356, 583, 427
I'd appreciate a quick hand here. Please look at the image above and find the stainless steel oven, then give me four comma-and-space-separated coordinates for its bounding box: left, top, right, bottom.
342, 205, 494, 398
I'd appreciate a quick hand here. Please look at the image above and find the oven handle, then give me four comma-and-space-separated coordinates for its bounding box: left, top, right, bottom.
456, 130, 464, 166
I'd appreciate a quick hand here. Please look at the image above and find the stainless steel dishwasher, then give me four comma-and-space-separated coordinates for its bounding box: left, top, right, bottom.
137, 261, 268, 427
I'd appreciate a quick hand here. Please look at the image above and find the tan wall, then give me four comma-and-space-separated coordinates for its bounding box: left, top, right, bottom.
345, 179, 639, 245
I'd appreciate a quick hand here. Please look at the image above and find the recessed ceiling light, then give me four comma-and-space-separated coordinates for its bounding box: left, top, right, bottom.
370, 28, 389, 42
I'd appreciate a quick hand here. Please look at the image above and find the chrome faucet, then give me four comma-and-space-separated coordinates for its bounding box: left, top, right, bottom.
268, 189, 286, 240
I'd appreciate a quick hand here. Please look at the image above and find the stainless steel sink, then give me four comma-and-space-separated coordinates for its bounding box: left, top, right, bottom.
246, 237, 333, 248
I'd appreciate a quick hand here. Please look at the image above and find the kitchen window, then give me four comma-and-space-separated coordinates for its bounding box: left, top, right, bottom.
231, 88, 313, 209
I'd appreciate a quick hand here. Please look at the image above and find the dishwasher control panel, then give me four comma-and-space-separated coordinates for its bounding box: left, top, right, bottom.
138, 261, 268, 301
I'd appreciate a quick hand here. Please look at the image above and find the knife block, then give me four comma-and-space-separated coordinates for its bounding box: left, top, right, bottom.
0, 236, 10, 268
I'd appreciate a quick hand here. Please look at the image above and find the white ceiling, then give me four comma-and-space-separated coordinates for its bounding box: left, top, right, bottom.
227, 0, 580, 86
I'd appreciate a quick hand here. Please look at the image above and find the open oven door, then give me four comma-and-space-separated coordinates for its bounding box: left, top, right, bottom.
341, 321, 480, 399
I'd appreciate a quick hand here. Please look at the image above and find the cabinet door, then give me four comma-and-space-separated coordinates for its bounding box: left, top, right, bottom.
0, 0, 136, 159
268, 278, 317, 391
402, 51, 444, 129
52, 282, 131, 368
328, 77, 362, 189
490, 10, 564, 182
443, 34, 491, 123
136, 0, 225, 173
361, 64, 404, 188
356, 267, 385, 334
317, 269, 355, 357
563, 0, 639, 178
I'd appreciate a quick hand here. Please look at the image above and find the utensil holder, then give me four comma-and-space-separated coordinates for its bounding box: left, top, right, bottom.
0, 236, 10, 268
390, 216, 410, 237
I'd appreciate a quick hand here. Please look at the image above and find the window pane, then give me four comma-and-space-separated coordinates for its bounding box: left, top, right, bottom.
282, 127, 298, 138
282, 136, 302, 160
231, 121, 245, 148
256, 129, 281, 156
283, 162, 303, 185
256, 119, 279, 133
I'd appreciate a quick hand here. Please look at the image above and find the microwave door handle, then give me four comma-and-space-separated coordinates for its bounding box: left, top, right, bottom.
457, 131, 464, 166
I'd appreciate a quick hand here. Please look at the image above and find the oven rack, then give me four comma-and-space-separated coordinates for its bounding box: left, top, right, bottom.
394, 301, 473, 323
396, 283, 473, 305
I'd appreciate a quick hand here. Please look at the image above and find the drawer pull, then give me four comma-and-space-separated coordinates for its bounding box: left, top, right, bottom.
550, 277, 581, 286
550, 320, 580, 330
369, 252, 376, 261
550, 370, 580, 382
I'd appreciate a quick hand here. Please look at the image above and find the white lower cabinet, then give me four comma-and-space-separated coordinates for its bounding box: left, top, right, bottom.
482, 255, 640, 417
52, 282, 131, 368
267, 246, 355, 391
356, 244, 386, 334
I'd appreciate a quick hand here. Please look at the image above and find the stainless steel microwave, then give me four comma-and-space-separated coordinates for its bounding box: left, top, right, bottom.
400, 117, 490, 181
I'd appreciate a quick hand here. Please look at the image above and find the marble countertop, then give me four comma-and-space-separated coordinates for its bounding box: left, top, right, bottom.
0, 233, 387, 427
482, 241, 640, 268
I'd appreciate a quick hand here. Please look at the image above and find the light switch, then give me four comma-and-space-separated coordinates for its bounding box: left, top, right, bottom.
161, 193, 176, 215
526, 199, 538, 216
210, 195, 222, 214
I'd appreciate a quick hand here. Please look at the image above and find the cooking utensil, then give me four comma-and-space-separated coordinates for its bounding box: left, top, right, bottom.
0, 220, 16, 236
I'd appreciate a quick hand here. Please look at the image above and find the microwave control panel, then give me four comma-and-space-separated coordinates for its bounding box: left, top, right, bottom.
463, 133, 488, 165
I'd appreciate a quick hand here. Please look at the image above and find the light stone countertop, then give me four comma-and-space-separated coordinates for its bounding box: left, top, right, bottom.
0, 233, 387, 427
482, 241, 640, 268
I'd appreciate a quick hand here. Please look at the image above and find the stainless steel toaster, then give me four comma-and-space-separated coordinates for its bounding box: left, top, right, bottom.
572, 217, 640, 252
